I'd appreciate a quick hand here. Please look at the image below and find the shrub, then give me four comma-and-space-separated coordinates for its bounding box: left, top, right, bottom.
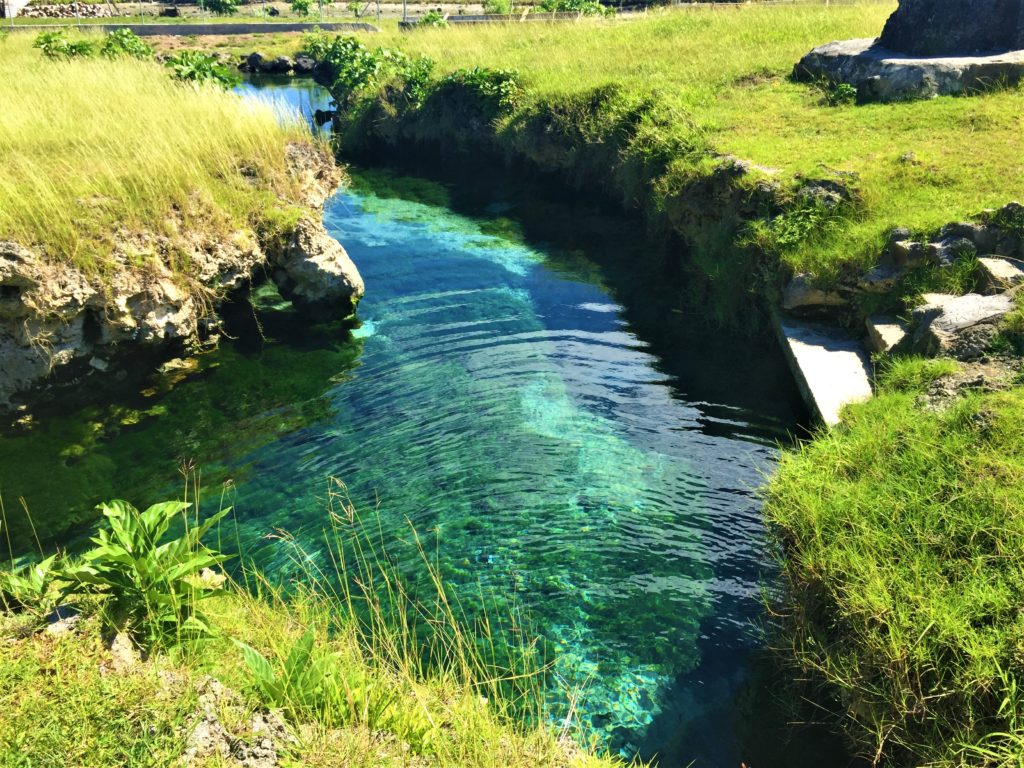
100, 29, 153, 60
204, 0, 239, 15
437, 66, 523, 113
417, 9, 448, 27
483, 0, 511, 15
58, 500, 230, 648
538, 0, 608, 15
165, 50, 240, 89
33, 31, 94, 60
291, 0, 312, 15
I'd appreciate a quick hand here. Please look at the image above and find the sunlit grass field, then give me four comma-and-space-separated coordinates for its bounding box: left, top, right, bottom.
0, 33, 312, 275
360, 2, 1024, 274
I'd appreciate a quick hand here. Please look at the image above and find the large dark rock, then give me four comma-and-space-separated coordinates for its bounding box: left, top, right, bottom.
878, 0, 1024, 56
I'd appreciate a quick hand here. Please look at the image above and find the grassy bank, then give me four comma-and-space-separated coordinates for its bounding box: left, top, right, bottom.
364, 2, 1024, 276
0, 494, 624, 767
765, 359, 1024, 765
0, 32, 311, 278
232, 1, 1023, 321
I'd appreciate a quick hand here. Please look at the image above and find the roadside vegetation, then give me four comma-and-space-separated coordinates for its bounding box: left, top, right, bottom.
0, 488, 625, 768
0, 31, 309, 277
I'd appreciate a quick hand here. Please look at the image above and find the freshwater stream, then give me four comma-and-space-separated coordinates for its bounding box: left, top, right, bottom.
0, 79, 856, 766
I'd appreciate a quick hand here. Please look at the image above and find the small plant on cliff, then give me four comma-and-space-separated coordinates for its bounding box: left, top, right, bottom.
33, 31, 94, 60
100, 29, 153, 60
58, 500, 230, 648
165, 50, 241, 89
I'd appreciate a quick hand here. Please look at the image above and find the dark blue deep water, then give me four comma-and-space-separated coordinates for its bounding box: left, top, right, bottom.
0, 79, 859, 766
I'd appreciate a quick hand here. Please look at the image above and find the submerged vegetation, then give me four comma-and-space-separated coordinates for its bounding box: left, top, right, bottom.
0, 32, 309, 276
0, 491, 626, 767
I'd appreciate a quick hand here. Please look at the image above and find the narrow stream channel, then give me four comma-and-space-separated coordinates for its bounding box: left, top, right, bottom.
0, 79, 856, 766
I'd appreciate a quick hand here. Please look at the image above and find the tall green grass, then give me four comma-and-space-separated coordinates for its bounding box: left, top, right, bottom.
765, 360, 1024, 766
0, 32, 311, 276
0, 478, 629, 767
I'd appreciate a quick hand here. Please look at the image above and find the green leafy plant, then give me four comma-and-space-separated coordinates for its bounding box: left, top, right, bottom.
314, 36, 383, 100
437, 67, 523, 113
417, 9, 448, 27
291, 0, 312, 15
346, 0, 360, 15
100, 29, 153, 60
204, 0, 239, 15
33, 31, 94, 60
814, 78, 858, 106
0, 555, 60, 617
165, 50, 240, 89
236, 626, 434, 750
58, 500, 230, 647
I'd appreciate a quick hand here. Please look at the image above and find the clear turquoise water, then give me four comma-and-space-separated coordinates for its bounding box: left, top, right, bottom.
0, 79, 857, 765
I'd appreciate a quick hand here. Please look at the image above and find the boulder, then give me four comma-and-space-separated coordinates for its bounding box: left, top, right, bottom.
293, 55, 316, 75
794, 38, 1024, 103
878, 0, 1024, 56
978, 256, 1024, 293
857, 264, 903, 293
909, 292, 1014, 359
264, 56, 294, 75
782, 273, 848, 312
244, 52, 265, 73
271, 216, 364, 319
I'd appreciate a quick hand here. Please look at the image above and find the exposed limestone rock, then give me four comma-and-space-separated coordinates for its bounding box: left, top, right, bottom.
978, 256, 1024, 293
271, 216, 364, 320
866, 315, 909, 354
0, 144, 360, 414
909, 292, 1014, 359
878, 0, 1024, 56
793, 38, 1024, 102
182, 676, 294, 768
782, 273, 848, 312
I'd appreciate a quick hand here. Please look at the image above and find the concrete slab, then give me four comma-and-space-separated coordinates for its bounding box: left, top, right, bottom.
7, 21, 378, 34
866, 315, 909, 354
775, 316, 874, 426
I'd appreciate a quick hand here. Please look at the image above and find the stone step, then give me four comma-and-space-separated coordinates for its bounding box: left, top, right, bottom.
775, 316, 874, 426
978, 256, 1024, 294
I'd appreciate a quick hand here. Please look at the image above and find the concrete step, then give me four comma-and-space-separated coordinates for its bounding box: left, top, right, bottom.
775, 316, 874, 426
